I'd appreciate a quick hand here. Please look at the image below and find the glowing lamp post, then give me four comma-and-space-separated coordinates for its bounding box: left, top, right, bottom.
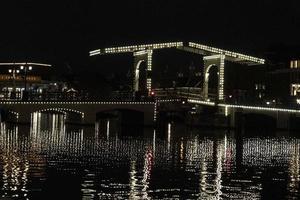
20, 65, 32, 101
8, 68, 20, 99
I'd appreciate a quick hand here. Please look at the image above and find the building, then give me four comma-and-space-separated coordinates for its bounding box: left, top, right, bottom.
289, 60, 300, 105
264, 45, 300, 107
0, 62, 72, 101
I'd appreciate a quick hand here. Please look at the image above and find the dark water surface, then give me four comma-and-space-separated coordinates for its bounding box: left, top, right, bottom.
0, 117, 299, 199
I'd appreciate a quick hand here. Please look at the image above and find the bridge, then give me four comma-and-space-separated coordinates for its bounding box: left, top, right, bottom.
0, 101, 156, 126
1, 41, 300, 129
153, 87, 300, 129
90, 41, 264, 101
89, 41, 300, 130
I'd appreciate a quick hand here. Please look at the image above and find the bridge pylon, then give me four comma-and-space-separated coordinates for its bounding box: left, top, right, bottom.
133, 50, 153, 97
203, 54, 225, 102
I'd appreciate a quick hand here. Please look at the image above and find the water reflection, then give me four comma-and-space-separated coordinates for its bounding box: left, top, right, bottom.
288, 142, 300, 198
0, 123, 30, 199
128, 147, 154, 199
0, 116, 299, 199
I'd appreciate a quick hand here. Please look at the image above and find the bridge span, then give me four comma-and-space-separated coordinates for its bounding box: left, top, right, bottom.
0, 101, 156, 126
151, 87, 300, 130
1, 88, 300, 130
187, 99, 300, 130
1, 98, 300, 130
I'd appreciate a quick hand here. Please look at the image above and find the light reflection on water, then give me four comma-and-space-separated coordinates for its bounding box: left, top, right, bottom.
0, 114, 299, 199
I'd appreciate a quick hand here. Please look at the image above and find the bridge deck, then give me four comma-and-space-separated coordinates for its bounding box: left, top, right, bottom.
0, 101, 156, 125
90, 41, 265, 65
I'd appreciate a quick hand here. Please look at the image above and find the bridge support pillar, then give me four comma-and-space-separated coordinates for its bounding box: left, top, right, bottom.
203, 55, 225, 102
225, 107, 243, 129
18, 112, 31, 124
83, 113, 97, 125
133, 50, 153, 97
276, 112, 290, 130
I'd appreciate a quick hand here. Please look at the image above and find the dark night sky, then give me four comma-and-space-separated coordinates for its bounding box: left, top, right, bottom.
0, 0, 300, 70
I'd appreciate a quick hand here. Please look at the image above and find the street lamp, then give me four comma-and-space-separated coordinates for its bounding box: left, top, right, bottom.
0, 62, 51, 100
20, 65, 32, 101
8, 68, 20, 99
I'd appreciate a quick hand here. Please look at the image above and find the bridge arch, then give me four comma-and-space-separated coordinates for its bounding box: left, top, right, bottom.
32, 108, 84, 124
38, 108, 67, 115
96, 108, 144, 121
133, 50, 153, 97
0, 101, 155, 126
204, 64, 218, 100
134, 60, 147, 93
242, 113, 277, 130
34, 108, 84, 117
0, 109, 20, 123
96, 108, 145, 136
203, 55, 225, 102
5, 110, 20, 122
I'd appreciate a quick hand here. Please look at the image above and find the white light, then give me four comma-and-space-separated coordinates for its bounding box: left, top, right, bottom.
27, 62, 51, 67
218, 103, 300, 113
225, 106, 228, 116
90, 42, 183, 56
28, 66, 32, 70
219, 56, 225, 101
133, 50, 147, 56
189, 42, 265, 64
107, 120, 110, 139
8, 69, 12, 73
187, 99, 215, 106
168, 123, 171, 142
20, 66, 24, 70
0, 62, 51, 67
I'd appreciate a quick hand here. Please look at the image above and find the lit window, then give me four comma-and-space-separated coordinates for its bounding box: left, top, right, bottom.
290, 60, 300, 69
291, 84, 300, 96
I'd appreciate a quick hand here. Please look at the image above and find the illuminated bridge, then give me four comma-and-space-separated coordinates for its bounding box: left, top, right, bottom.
90, 41, 265, 102
89, 41, 300, 130
1, 42, 300, 129
0, 101, 156, 125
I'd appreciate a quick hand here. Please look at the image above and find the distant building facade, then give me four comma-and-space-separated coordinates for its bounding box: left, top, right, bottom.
0, 63, 72, 101
290, 60, 300, 105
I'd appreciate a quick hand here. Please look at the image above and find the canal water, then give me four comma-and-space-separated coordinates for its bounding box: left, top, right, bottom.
0, 114, 299, 199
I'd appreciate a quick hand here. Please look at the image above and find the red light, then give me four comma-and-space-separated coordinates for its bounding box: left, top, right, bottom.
150, 91, 155, 96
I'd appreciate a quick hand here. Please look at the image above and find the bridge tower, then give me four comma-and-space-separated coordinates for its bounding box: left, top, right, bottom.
89, 41, 265, 101
203, 55, 225, 102
133, 50, 153, 97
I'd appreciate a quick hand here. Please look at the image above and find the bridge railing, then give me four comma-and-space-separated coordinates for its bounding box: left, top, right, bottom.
153, 87, 213, 101
153, 87, 300, 110
0, 91, 155, 102
2, 89, 300, 110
